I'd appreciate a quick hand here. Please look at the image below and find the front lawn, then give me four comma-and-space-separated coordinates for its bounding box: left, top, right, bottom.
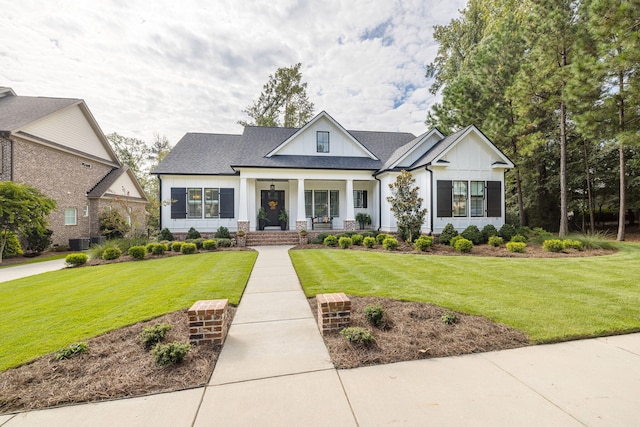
290, 243, 640, 343
0, 251, 257, 371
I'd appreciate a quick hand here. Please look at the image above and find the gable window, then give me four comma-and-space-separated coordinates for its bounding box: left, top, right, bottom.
353, 190, 368, 209
453, 181, 467, 217
317, 131, 329, 153
64, 208, 77, 226
204, 188, 219, 218
187, 188, 202, 219
470, 181, 484, 217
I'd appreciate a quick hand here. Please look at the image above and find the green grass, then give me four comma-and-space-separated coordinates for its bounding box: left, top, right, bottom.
0, 254, 67, 269
290, 243, 640, 343
0, 251, 257, 371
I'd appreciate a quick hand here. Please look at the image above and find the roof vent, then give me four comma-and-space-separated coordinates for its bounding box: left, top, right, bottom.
82, 162, 92, 169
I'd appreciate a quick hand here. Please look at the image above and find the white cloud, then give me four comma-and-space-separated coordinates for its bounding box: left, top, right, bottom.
0, 0, 467, 145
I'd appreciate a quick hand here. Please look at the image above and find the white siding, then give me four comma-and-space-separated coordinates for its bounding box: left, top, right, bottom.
276, 116, 372, 157
21, 105, 115, 162
104, 172, 145, 199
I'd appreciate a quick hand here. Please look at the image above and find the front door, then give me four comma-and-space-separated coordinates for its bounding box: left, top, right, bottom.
261, 190, 285, 227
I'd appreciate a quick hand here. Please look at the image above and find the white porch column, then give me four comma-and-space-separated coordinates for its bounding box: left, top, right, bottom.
239, 177, 248, 221
296, 178, 307, 231
346, 179, 355, 220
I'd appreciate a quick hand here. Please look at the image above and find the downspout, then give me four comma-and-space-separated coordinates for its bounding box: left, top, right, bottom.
158, 175, 163, 231
375, 174, 382, 232
426, 165, 433, 234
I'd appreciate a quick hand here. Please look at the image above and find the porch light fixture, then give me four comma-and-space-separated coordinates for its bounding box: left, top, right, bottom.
269, 180, 275, 197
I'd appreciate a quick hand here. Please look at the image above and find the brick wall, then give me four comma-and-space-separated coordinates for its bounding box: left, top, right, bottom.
12, 136, 116, 245
0, 136, 11, 181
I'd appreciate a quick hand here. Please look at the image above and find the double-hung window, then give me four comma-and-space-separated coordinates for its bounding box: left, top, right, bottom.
353, 190, 368, 208
204, 188, 219, 218
453, 181, 467, 217
470, 181, 484, 217
187, 188, 202, 219
64, 208, 77, 225
317, 131, 329, 153
305, 189, 339, 218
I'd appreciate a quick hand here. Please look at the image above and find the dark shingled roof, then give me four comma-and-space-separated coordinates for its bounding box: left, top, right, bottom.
0, 93, 80, 132
409, 126, 472, 170
152, 126, 421, 175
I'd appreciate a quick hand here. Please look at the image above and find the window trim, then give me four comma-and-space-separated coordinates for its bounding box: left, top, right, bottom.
204, 188, 220, 218
305, 189, 339, 218
353, 190, 368, 209
453, 181, 468, 217
470, 181, 485, 217
187, 188, 203, 219
64, 208, 77, 226
316, 131, 330, 153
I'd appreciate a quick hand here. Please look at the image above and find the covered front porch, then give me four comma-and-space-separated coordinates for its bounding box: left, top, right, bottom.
235, 168, 378, 233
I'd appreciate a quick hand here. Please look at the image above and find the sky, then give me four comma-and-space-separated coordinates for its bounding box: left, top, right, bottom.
1, 0, 468, 146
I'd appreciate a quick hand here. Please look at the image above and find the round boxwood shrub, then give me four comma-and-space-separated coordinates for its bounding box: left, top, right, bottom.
414, 236, 434, 252
542, 239, 564, 253
215, 238, 233, 248
128, 245, 147, 260
65, 252, 88, 266
453, 237, 473, 253
461, 225, 482, 245
382, 236, 398, 250
563, 239, 583, 251
510, 234, 528, 243
202, 239, 218, 250
351, 234, 364, 246
499, 223, 517, 242
363, 304, 385, 327
158, 228, 174, 241
506, 241, 526, 253
488, 235, 504, 247
363, 236, 376, 248
375, 233, 390, 244
151, 243, 166, 255
181, 242, 197, 254
102, 246, 122, 260
340, 327, 376, 347
324, 235, 338, 247
171, 241, 184, 252
449, 235, 464, 248
338, 236, 352, 249
439, 223, 458, 245
481, 224, 498, 243
150, 342, 191, 365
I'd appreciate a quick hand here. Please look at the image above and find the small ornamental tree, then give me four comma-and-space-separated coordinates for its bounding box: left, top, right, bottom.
386, 170, 427, 242
99, 209, 130, 240
0, 182, 56, 263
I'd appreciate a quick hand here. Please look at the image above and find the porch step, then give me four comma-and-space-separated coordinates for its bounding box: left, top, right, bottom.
245, 231, 299, 246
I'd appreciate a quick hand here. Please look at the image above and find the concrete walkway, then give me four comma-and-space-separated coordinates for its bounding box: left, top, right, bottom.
0, 259, 66, 283
2, 246, 640, 426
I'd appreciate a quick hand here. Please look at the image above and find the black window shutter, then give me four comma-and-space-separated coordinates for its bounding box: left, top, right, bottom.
363, 190, 368, 208
219, 188, 235, 218
436, 180, 452, 217
486, 181, 502, 217
170, 187, 187, 219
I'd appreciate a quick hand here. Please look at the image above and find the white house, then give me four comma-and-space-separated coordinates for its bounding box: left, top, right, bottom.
152, 111, 514, 236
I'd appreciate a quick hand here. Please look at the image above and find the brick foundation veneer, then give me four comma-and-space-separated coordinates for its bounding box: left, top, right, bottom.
316, 293, 351, 334
188, 299, 229, 346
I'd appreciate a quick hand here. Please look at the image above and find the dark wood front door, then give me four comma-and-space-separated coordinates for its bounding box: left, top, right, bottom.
261, 190, 285, 226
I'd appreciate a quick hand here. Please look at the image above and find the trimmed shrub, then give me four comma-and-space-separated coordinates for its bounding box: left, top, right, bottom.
441, 311, 459, 325
323, 235, 338, 247
543, 239, 564, 253
361, 231, 377, 239
311, 232, 330, 244
151, 243, 166, 255
215, 226, 230, 239
382, 237, 398, 250
24, 227, 53, 253
461, 225, 482, 245
140, 323, 172, 349
563, 239, 584, 251
203, 239, 218, 250
340, 327, 376, 347
351, 234, 364, 246
363, 236, 376, 248
151, 342, 191, 365
215, 238, 233, 248
65, 253, 88, 266
439, 223, 458, 245
181, 243, 197, 254
499, 223, 517, 242
481, 224, 499, 243
375, 233, 389, 244
510, 234, 528, 243
102, 246, 122, 260
488, 235, 504, 247
453, 237, 473, 253
338, 237, 352, 249
1, 232, 23, 258
55, 342, 88, 360
363, 304, 385, 327
128, 245, 147, 260
158, 228, 174, 241
449, 235, 464, 248
414, 236, 434, 252
506, 241, 526, 253
145, 243, 155, 253
171, 241, 184, 252
185, 227, 201, 239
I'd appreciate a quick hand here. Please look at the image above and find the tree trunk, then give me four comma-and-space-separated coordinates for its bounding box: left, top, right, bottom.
558, 99, 569, 237
617, 69, 625, 241
583, 139, 595, 233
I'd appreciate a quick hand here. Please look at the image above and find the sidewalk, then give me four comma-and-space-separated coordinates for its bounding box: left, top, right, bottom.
2, 246, 639, 426
0, 259, 66, 283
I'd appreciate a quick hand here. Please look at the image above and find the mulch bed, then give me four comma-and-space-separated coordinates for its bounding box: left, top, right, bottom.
0, 308, 234, 414
309, 296, 529, 369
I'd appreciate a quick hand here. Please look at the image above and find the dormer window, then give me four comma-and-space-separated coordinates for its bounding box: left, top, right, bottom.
317, 131, 329, 153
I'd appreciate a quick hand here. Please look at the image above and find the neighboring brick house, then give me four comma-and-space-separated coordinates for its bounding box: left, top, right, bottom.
0, 87, 147, 246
